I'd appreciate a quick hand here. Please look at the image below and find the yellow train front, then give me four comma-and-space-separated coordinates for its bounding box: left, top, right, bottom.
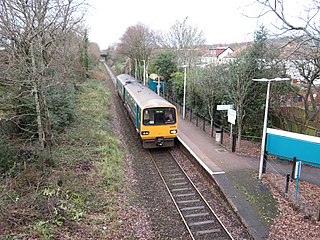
116, 74, 178, 148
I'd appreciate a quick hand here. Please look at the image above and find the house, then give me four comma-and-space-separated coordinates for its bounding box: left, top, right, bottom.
199, 46, 234, 65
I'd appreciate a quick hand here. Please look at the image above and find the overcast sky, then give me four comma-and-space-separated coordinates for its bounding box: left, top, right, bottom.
85, 0, 303, 50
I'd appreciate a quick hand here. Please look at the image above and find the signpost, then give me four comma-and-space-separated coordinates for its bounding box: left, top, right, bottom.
295, 160, 302, 203
217, 105, 236, 147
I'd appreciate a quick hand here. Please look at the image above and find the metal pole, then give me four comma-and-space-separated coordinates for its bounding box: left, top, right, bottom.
157, 69, 160, 96
258, 80, 271, 179
230, 123, 233, 147
134, 59, 137, 79
183, 66, 187, 119
143, 60, 146, 86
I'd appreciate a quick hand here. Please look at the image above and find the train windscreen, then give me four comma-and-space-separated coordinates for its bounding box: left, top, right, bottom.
143, 108, 176, 125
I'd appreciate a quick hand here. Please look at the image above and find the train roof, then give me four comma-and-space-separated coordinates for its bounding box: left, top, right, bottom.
117, 74, 175, 109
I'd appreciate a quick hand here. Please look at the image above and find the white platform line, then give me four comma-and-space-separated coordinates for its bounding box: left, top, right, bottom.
212, 171, 225, 175
177, 136, 225, 176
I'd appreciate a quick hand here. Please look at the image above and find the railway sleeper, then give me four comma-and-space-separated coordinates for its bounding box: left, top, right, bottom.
185, 212, 210, 218
195, 228, 222, 236
180, 206, 205, 211
171, 187, 191, 192
189, 220, 215, 227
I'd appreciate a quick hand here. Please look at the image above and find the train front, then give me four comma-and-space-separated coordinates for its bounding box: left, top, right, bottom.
140, 106, 178, 148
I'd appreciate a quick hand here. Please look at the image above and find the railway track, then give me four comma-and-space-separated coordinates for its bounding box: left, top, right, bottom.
149, 148, 234, 240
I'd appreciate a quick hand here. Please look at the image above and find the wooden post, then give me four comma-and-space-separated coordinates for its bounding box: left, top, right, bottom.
196, 114, 199, 127
202, 117, 205, 131
285, 174, 290, 193
232, 134, 236, 152
291, 157, 297, 180
221, 126, 223, 144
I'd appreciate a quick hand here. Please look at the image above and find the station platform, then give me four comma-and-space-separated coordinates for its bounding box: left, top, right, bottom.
177, 115, 320, 240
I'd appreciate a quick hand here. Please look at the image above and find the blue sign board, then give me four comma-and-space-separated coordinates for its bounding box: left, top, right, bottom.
149, 79, 165, 94
266, 128, 320, 167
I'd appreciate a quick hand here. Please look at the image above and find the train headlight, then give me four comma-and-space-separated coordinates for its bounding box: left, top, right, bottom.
141, 131, 149, 135
170, 130, 177, 134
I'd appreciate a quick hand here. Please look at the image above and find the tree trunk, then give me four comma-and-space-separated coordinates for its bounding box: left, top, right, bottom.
33, 82, 45, 169
41, 88, 53, 156
31, 43, 45, 169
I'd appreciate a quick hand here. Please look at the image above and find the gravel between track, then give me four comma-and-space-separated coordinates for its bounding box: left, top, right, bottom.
105, 74, 191, 239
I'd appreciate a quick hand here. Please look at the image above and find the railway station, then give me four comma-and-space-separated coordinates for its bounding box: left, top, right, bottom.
177, 111, 320, 240
104, 62, 320, 239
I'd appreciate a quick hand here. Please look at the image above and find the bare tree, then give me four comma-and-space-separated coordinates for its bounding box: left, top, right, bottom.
117, 23, 155, 79
88, 42, 101, 67
160, 17, 205, 67
255, 0, 320, 131
256, 0, 320, 42
225, 56, 254, 146
0, 0, 87, 167
192, 65, 224, 129
274, 43, 320, 132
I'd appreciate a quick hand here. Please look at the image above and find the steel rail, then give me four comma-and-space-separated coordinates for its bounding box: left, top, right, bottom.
149, 148, 234, 240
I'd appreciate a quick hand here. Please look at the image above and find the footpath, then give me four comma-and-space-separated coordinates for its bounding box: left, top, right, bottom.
177, 115, 320, 240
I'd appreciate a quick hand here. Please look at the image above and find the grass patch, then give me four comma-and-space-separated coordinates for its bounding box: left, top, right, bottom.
227, 169, 279, 226
0, 78, 125, 238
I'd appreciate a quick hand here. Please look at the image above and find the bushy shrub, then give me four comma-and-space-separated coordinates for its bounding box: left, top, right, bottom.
0, 136, 17, 174
47, 85, 78, 134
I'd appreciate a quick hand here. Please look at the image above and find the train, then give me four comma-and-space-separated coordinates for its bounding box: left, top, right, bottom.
116, 74, 178, 148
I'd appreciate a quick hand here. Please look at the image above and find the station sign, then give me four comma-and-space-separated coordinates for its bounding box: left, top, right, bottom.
217, 104, 233, 111
227, 109, 236, 125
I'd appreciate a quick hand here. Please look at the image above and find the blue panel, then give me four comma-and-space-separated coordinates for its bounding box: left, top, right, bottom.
149, 80, 165, 94
266, 134, 320, 166
136, 105, 140, 133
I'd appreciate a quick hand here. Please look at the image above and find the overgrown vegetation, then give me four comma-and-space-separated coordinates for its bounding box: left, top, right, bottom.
0, 77, 124, 239
0, 0, 89, 168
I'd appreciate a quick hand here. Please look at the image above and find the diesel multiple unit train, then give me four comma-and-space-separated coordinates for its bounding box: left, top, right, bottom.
116, 74, 178, 148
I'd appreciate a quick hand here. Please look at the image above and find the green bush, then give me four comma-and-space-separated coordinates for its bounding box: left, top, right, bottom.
0, 136, 17, 174
47, 85, 78, 134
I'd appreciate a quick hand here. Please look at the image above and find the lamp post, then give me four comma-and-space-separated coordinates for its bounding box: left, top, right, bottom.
142, 60, 146, 86
182, 65, 187, 119
253, 77, 290, 179
157, 68, 161, 95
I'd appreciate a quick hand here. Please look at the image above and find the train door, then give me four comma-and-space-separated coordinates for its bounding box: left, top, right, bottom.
136, 105, 141, 133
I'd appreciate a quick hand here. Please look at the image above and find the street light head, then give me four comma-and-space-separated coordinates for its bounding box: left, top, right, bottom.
273, 77, 291, 81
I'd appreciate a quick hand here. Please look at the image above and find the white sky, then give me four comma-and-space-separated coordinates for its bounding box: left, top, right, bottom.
85, 0, 303, 50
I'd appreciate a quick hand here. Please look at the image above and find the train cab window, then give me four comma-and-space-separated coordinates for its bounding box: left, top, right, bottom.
165, 108, 176, 123
143, 110, 154, 125
143, 108, 176, 125
154, 110, 165, 124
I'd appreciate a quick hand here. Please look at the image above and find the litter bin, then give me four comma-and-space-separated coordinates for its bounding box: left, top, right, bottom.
215, 128, 222, 143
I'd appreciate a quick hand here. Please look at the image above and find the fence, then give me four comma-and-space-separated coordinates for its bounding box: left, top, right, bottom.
264, 158, 320, 221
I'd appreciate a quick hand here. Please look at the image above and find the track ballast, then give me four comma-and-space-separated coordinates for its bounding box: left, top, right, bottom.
149, 148, 234, 240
